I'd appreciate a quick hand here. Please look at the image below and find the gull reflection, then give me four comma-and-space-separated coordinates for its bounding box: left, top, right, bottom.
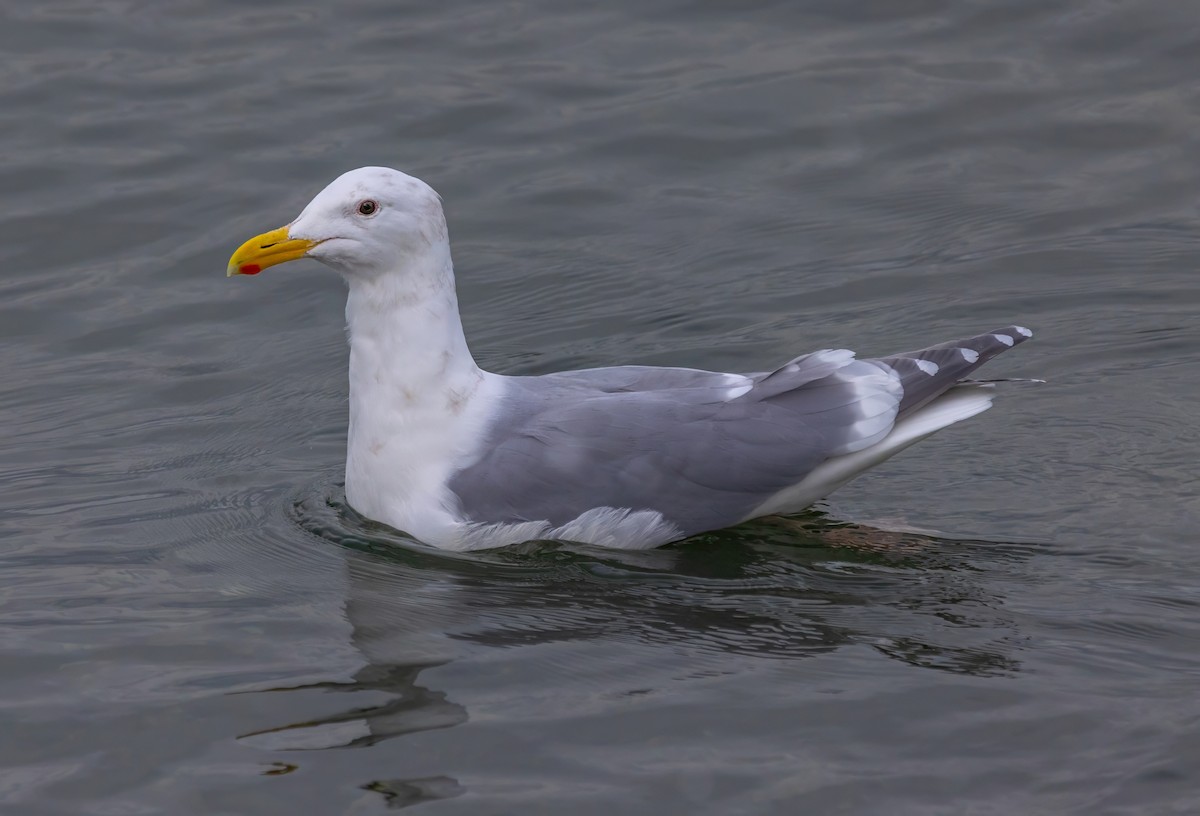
241, 496, 1030, 806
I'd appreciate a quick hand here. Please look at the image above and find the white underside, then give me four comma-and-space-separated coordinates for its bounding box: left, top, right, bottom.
411, 386, 996, 551
441, 507, 685, 552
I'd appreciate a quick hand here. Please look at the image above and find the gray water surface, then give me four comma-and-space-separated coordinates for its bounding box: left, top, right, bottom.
3, 1, 1200, 813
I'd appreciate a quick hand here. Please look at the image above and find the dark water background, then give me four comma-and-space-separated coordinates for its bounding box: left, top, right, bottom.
3, 1, 1200, 813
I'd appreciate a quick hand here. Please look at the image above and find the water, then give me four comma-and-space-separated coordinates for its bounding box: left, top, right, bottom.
3, 0, 1199, 812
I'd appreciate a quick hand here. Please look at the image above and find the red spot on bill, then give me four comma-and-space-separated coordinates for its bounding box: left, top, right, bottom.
240, 264, 262, 275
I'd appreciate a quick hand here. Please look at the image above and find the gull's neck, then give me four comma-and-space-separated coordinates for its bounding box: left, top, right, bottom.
342, 244, 495, 537
344, 245, 481, 394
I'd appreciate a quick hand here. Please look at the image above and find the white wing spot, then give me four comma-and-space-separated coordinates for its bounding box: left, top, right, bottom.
813, 349, 856, 366
915, 359, 939, 376
1014, 326, 1033, 337
959, 348, 980, 363
993, 333, 1015, 347
722, 374, 754, 400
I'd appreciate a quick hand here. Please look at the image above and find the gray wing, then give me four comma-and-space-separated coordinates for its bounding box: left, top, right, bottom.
449, 326, 1032, 537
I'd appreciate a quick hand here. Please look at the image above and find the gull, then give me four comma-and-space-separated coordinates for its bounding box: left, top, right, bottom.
228, 167, 1034, 550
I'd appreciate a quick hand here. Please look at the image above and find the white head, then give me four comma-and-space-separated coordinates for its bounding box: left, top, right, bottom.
227, 167, 449, 283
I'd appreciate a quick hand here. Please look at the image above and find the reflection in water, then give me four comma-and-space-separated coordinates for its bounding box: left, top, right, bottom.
307, 496, 1026, 672
362, 777, 465, 810
237, 662, 466, 750
243, 492, 1030, 805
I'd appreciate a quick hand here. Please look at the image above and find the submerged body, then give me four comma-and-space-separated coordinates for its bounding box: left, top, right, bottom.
228, 167, 1034, 550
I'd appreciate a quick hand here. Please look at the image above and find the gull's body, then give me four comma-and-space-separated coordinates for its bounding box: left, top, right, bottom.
229, 167, 1034, 551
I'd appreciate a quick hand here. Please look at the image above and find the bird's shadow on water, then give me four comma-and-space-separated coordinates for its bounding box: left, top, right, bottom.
238, 490, 1040, 807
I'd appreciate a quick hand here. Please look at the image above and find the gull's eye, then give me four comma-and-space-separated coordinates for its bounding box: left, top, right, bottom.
357, 200, 378, 216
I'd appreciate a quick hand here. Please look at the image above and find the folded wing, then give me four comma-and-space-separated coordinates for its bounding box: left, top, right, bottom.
448, 326, 1033, 539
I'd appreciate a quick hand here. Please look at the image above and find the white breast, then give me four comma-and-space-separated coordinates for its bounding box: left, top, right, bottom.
344, 363, 506, 544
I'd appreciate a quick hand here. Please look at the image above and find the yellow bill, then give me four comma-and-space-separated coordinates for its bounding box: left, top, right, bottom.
227, 225, 322, 277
